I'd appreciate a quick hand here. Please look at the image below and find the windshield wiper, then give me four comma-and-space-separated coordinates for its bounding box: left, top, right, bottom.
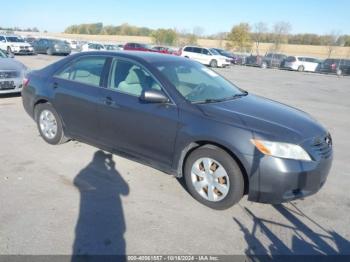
193, 91, 248, 104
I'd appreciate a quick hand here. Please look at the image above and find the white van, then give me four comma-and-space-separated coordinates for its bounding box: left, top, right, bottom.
180, 46, 231, 68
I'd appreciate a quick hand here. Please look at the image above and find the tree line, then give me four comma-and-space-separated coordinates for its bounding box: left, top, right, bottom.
63, 22, 350, 51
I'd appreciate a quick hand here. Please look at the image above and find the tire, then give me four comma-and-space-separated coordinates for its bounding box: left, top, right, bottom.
46, 48, 53, 56
261, 62, 267, 69
336, 69, 343, 76
35, 103, 68, 145
184, 145, 244, 210
298, 65, 304, 72
7, 46, 12, 54
210, 60, 218, 68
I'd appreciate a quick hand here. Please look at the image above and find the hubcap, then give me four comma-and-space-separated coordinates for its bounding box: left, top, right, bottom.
191, 158, 230, 202
39, 110, 58, 139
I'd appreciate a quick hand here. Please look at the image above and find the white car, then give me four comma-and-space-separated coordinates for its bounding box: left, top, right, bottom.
0, 35, 34, 55
180, 46, 231, 68
81, 43, 106, 52
283, 56, 321, 72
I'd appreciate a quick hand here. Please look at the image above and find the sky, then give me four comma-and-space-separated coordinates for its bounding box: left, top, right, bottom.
1, 0, 350, 35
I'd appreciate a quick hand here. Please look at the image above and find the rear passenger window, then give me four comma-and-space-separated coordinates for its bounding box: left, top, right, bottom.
108, 59, 162, 97
184, 47, 193, 52
193, 47, 202, 53
202, 49, 209, 55
56, 56, 107, 87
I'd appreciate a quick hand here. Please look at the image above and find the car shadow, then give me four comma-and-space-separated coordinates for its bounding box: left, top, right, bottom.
0, 93, 21, 98
71, 150, 129, 261
233, 203, 350, 258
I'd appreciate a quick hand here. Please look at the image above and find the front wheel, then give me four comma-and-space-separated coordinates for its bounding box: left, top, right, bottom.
261, 62, 267, 69
210, 60, 218, 68
184, 145, 244, 210
35, 103, 68, 145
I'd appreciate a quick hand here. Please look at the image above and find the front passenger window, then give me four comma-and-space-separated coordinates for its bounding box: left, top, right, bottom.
108, 60, 162, 97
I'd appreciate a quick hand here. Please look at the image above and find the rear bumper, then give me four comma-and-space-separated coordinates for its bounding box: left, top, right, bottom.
246, 153, 333, 204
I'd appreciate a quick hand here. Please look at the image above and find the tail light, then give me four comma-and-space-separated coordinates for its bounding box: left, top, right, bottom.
22, 77, 30, 87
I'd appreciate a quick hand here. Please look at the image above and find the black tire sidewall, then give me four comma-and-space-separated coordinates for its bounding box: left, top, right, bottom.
184, 145, 244, 210
35, 103, 65, 145
210, 60, 218, 68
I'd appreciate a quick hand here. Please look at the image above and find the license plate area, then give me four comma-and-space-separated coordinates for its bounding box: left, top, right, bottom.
0, 81, 15, 90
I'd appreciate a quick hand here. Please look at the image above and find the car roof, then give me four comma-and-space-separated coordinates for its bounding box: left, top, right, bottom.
71, 51, 188, 64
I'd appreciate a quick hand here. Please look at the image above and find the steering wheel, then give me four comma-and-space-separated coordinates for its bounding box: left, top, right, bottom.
185, 83, 207, 100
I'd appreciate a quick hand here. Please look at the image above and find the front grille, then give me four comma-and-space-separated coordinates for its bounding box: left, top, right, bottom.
311, 134, 333, 159
0, 71, 18, 79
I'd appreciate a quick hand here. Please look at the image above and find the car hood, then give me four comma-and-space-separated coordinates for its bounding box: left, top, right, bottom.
9, 42, 32, 47
198, 94, 327, 144
0, 58, 27, 71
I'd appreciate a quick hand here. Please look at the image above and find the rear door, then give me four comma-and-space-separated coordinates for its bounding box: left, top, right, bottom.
52, 55, 109, 141
97, 58, 179, 166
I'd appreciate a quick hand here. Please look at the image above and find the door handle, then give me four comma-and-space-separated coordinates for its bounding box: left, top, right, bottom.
52, 82, 59, 89
102, 96, 116, 106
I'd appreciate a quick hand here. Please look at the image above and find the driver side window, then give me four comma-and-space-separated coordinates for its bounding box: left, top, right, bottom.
108, 59, 162, 97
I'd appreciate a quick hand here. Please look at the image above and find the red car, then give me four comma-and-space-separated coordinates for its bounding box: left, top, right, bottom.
124, 43, 155, 52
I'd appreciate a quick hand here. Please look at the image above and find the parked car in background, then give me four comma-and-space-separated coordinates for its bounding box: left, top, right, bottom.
124, 43, 154, 52
32, 39, 71, 56
81, 43, 106, 52
261, 53, 287, 68
24, 37, 37, 45
0, 34, 34, 55
22, 51, 333, 209
65, 40, 79, 50
318, 58, 350, 76
152, 46, 172, 54
245, 55, 263, 67
104, 44, 121, 51
213, 49, 242, 64
0, 49, 27, 94
180, 46, 231, 68
283, 56, 321, 72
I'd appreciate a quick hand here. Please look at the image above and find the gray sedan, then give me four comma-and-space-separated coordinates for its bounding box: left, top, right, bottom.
0, 49, 27, 94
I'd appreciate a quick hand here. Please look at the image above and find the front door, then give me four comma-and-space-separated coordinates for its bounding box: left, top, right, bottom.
97, 58, 179, 166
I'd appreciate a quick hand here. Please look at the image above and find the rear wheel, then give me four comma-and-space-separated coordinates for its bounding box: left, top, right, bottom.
210, 60, 218, 68
298, 65, 304, 72
35, 103, 68, 145
184, 145, 244, 210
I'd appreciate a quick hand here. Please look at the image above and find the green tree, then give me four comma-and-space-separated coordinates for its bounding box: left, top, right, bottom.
152, 29, 178, 45
227, 23, 252, 52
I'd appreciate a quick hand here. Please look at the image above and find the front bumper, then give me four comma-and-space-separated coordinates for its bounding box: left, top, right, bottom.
245, 145, 333, 204
11, 47, 34, 54
0, 78, 23, 94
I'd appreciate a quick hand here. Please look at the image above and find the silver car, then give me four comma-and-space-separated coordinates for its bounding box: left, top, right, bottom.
0, 49, 27, 94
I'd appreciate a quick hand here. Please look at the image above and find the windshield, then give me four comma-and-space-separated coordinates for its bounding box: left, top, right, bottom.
155, 60, 245, 103
209, 48, 220, 55
6, 37, 25, 43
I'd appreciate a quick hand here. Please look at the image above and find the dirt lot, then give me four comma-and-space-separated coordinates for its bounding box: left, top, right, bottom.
0, 54, 350, 256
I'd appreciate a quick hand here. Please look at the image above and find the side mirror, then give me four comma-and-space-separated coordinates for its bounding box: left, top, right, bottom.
140, 89, 169, 103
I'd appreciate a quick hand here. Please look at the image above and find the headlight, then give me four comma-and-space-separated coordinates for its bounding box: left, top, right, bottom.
251, 139, 312, 161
